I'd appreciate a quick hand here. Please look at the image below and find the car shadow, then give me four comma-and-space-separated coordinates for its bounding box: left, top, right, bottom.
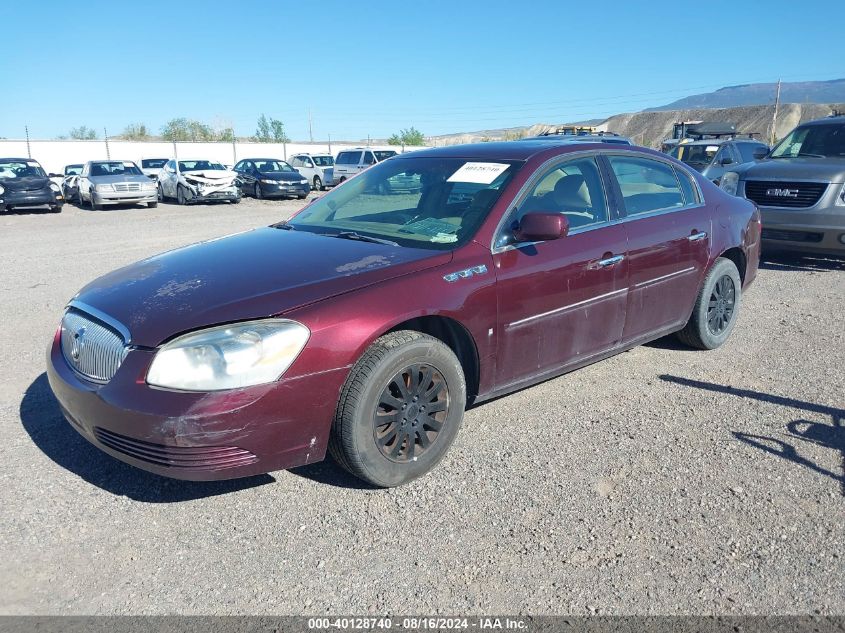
19, 373, 274, 503
2, 207, 61, 215
760, 250, 845, 272
660, 374, 845, 496
289, 459, 379, 491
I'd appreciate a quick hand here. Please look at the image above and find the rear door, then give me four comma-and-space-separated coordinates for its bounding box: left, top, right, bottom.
493, 154, 628, 388
604, 154, 710, 343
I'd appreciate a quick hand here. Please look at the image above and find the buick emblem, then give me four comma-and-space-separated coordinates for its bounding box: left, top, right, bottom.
70, 326, 86, 361
766, 188, 799, 198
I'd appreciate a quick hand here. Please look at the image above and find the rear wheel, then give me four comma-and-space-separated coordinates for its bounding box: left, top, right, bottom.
157, 184, 164, 202
329, 331, 466, 487
677, 257, 742, 350
313, 175, 322, 191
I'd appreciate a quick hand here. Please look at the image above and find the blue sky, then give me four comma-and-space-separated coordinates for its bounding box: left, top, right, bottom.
1, 0, 842, 141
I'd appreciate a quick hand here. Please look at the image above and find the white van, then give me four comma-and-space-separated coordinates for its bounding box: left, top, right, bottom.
289, 153, 335, 191
333, 148, 398, 183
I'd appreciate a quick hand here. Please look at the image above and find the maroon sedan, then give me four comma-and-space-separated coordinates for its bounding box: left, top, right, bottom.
47, 142, 760, 487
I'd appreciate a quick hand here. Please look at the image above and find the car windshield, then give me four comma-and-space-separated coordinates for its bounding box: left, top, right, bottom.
179, 161, 225, 172
313, 156, 334, 166
255, 160, 294, 173
0, 159, 47, 179
90, 161, 143, 176
288, 156, 521, 251
770, 124, 845, 158
670, 144, 719, 165
64, 165, 83, 175
141, 159, 167, 168
374, 150, 398, 161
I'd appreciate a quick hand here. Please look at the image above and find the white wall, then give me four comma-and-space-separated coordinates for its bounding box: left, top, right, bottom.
0, 139, 428, 174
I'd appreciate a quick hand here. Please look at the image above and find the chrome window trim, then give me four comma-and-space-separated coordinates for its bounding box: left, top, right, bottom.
490, 149, 610, 254
66, 299, 132, 344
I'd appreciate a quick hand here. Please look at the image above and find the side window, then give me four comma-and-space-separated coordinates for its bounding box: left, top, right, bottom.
337, 151, 361, 165
518, 157, 608, 231
290, 157, 302, 168
362, 152, 376, 165
608, 156, 684, 216
165, 160, 175, 172
714, 145, 734, 166
233, 161, 244, 172
674, 166, 700, 205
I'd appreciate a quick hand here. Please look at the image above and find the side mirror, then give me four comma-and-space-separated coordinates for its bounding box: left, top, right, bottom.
719, 155, 734, 166
753, 147, 769, 160
49, 173, 61, 178
514, 212, 569, 242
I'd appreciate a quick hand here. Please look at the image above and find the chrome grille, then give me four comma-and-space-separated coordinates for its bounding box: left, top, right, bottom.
113, 182, 142, 192
60, 309, 127, 382
744, 180, 828, 208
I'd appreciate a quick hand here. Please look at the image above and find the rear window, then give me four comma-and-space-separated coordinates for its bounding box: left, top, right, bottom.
141, 159, 167, 169
336, 151, 362, 165
374, 150, 398, 161
313, 156, 334, 166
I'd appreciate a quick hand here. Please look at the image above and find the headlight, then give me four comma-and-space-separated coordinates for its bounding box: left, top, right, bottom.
95, 183, 114, 192
300, 179, 308, 185
146, 319, 310, 391
0, 184, 4, 195
260, 179, 278, 185
141, 181, 156, 190
836, 183, 845, 207
720, 172, 739, 196
49, 182, 60, 192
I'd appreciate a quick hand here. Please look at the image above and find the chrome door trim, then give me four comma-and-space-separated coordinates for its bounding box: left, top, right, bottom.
632, 266, 696, 289
505, 288, 628, 330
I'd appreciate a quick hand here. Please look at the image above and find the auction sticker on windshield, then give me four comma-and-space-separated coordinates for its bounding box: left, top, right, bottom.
447, 162, 510, 184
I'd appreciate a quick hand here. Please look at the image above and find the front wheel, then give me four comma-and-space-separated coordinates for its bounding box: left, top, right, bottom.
313, 176, 322, 191
91, 192, 102, 210
253, 183, 262, 199
677, 257, 742, 350
329, 331, 466, 487
176, 184, 188, 205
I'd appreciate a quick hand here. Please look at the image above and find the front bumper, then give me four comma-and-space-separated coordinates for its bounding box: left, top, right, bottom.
3, 189, 63, 208
187, 187, 241, 203
92, 190, 157, 206
260, 181, 310, 197
756, 205, 845, 254
46, 329, 345, 481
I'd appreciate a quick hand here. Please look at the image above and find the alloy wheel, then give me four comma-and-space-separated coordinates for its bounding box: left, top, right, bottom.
707, 275, 736, 335
373, 364, 449, 463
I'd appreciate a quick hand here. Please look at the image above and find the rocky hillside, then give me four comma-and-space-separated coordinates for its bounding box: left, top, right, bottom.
646, 79, 845, 111
431, 103, 845, 149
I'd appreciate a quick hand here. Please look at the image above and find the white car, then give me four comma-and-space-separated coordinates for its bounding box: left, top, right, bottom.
289, 153, 335, 190
157, 159, 241, 205
140, 158, 168, 181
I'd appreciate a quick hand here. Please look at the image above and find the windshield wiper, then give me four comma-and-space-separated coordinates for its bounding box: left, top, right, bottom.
797, 152, 826, 158
328, 231, 399, 246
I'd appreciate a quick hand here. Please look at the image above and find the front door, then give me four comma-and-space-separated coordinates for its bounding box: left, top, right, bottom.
493, 155, 628, 389
604, 154, 711, 343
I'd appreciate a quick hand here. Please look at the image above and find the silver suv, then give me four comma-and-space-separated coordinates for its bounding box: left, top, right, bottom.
333, 148, 397, 183
289, 153, 334, 190
720, 115, 845, 255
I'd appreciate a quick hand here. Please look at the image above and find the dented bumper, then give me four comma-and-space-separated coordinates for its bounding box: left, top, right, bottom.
46, 329, 345, 481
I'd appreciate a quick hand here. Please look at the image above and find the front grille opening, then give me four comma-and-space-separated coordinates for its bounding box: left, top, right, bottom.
762, 229, 824, 243
60, 309, 127, 382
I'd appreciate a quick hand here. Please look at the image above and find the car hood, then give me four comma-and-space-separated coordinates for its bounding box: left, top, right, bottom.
89, 174, 152, 184
737, 157, 845, 182
257, 171, 304, 182
72, 227, 452, 347
182, 170, 238, 182
1, 176, 50, 191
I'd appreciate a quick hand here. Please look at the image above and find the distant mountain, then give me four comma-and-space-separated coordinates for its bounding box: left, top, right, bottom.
646, 79, 845, 111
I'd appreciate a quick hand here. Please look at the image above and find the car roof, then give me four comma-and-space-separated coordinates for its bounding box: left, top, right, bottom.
0, 157, 39, 162
237, 157, 285, 162
394, 141, 639, 161
683, 138, 765, 146
795, 115, 845, 127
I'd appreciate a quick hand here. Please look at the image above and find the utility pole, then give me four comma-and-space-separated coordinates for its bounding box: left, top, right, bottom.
231, 128, 237, 164
308, 108, 313, 143
328, 132, 332, 154
771, 79, 781, 146
25, 125, 31, 158
104, 127, 111, 159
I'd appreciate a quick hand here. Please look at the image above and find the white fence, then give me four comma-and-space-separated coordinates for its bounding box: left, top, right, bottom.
0, 139, 428, 175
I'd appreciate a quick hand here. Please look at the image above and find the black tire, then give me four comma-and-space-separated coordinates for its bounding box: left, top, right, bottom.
339, 176, 346, 183
148, 201, 158, 208
230, 197, 241, 205
90, 191, 102, 210
297, 194, 307, 200
313, 175, 322, 191
50, 204, 62, 213
253, 183, 262, 199
157, 184, 164, 202
329, 331, 466, 487
677, 257, 742, 350
78, 190, 87, 208
176, 184, 188, 205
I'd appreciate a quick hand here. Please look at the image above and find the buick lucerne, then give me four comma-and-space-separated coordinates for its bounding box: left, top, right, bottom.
47, 142, 760, 487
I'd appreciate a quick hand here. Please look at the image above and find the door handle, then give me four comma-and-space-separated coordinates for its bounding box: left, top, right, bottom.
688, 231, 708, 242
597, 254, 625, 267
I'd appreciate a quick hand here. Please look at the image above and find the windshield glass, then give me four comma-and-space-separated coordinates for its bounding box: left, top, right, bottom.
313, 156, 334, 166
141, 159, 167, 169
374, 150, 398, 161
64, 164, 83, 175
288, 157, 521, 251
90, 161, 143, 176
670, 144, 719, 165
0, 159, 47, 179
179, 160, 225, 172
770, 124, 845, 158
254, 160, 294, 173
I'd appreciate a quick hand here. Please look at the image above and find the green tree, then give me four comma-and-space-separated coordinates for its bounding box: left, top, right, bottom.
254, 114, 271, 142
69, 126, 97, 140
387, 127, 425, 146
161, 118, 214, 141
269, 117, 290, 143
122, 123, 149, 140
218, 128, 235, 143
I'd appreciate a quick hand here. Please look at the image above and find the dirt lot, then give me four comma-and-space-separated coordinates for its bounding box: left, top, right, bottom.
0, 199, 843, 615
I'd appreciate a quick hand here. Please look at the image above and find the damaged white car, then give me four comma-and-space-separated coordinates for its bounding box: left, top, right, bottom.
157, 159, 241, 205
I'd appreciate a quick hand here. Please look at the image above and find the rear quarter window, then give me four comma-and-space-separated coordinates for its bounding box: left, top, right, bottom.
336, 152, 362, 165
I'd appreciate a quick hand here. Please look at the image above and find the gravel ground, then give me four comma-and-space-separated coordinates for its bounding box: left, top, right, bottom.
0, 199, 843, 616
